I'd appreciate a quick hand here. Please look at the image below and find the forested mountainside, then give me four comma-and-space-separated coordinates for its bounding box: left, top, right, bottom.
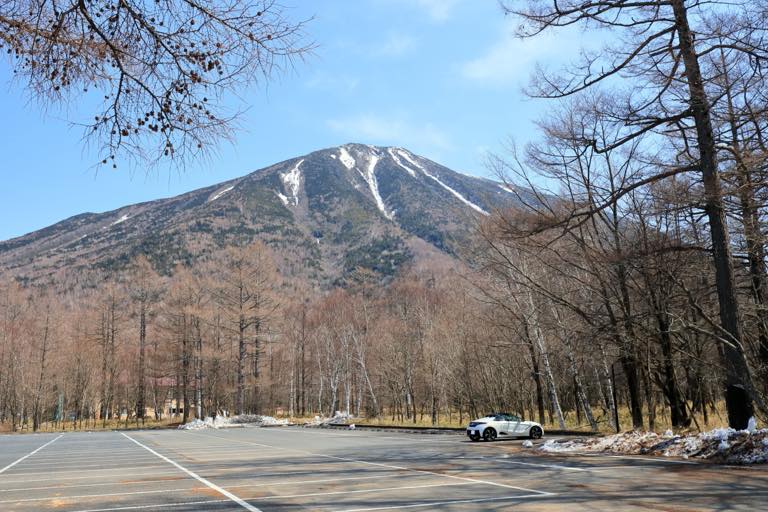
0, 144, 525, 286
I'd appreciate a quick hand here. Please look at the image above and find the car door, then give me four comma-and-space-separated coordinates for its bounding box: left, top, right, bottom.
490, 414, 506, 434
507, 414, 523, 434
499, 414, 514, 434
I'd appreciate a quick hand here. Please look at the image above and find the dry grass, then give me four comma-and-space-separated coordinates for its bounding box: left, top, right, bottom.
0, 402, 732, 434
1, 417, 182, 434
319, 402, 731, 434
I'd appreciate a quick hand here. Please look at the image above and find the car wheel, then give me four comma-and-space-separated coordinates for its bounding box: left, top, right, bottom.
469, 433, 480, 442
483, 427, 497, 441
529, 426, 543, 440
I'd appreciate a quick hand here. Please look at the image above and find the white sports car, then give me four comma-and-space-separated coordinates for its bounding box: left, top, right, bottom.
466, 413, 543, 442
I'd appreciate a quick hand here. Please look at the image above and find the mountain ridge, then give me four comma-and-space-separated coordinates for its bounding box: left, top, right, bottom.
0, 143, 523, 286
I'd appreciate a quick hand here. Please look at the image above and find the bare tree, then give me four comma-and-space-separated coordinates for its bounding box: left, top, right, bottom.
502, 0, 768, 429
209, 242, 277, 415
127, 255, 162, 424
1, 0, 312, 167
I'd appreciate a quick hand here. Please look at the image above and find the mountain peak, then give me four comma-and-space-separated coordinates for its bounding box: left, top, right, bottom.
0, 146, 523, 286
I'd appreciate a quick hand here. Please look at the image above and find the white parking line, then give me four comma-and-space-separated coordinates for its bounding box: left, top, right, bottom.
18, 455, 158, 463
0, 469, 183, 485
10, 459, 164, 470
334, 493, 552, 511
0, 434, 63, 474
255, 481, 478, 500
55, 481, 481, 511
0, 472, 412, 495
72, 499, 228, 512
263, 427, 460, 444
120, 432, 262, 512
577, 453, 699, 465
0, 477, 192, 493
0, 487, 196, 504
457, 455, 587, 472
0, 464, 171, 478
64, 484, 550, 512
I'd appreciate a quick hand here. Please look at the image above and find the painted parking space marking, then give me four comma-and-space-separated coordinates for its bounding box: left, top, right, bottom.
0, 434, 62, 474
71, 499, 229, 512
121, 432, 262, 512
334, 493, 553, 511
0, 471, 419, 498
0, 469, 184, 485
456, 455, 588, 472
56, 482, 542, 512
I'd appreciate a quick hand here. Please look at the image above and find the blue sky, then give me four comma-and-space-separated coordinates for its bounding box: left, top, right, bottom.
0, 0, 577, 241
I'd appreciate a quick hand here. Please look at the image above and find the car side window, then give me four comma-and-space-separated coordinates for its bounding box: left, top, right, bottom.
508, 415, 519, 421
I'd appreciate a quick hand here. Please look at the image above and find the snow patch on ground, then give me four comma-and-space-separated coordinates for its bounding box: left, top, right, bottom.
280, 159, 304, 206
399, 150, 488, 215
111, 214, 130, 226
522, 440, 534, 448
359, 153, 394, 220
339, 147, 356, 170
540, 425, 768, 464
179, 415, 289, 430
306, 411, 356, 426
208, 185, 234, 202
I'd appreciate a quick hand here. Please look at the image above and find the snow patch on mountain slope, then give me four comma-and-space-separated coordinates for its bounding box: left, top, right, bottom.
339, 147, 356, 170
400, 151, 488, 215
388, 148, 417, 177
111, 214, 130, 226
275, 191, 290, 207
359, 154, 394, 220
280, 159, 304, 206
208, 185, 234, 202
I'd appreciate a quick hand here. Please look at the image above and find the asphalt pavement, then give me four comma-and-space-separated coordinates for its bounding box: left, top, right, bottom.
0, 426, 765, 511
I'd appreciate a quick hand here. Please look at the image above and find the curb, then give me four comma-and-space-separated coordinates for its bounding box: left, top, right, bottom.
309, 423, 599, 437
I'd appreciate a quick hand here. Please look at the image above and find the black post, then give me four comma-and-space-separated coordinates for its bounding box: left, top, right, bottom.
611, 362, 620, 433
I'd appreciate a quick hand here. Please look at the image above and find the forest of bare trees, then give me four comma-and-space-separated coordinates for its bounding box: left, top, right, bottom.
1, 208, 766, 433
494, 0, 768, 429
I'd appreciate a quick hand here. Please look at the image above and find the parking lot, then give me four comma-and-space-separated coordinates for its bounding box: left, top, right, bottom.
0, 427, 766, 511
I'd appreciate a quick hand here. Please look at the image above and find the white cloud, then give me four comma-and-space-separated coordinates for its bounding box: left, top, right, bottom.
378, 0, 460, 23
461, 27, 580, 86
375, 32, 417, 57
305, 72, 360, 92
326, 114, 451, 151
415, 0, 460, 22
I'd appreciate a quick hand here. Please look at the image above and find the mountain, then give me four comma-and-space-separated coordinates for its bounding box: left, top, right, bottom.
0, 144, 525, 286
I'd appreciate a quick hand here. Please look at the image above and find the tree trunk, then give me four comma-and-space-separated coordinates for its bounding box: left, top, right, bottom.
195, 320, 203, 420
672, 0, 756, 429
32, 312, 50, 432
236, 314, 246, 415
526, 290, 565, 429
720, 55, 768, 392
523, 321, 547, 425
137, 302, 146, 423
